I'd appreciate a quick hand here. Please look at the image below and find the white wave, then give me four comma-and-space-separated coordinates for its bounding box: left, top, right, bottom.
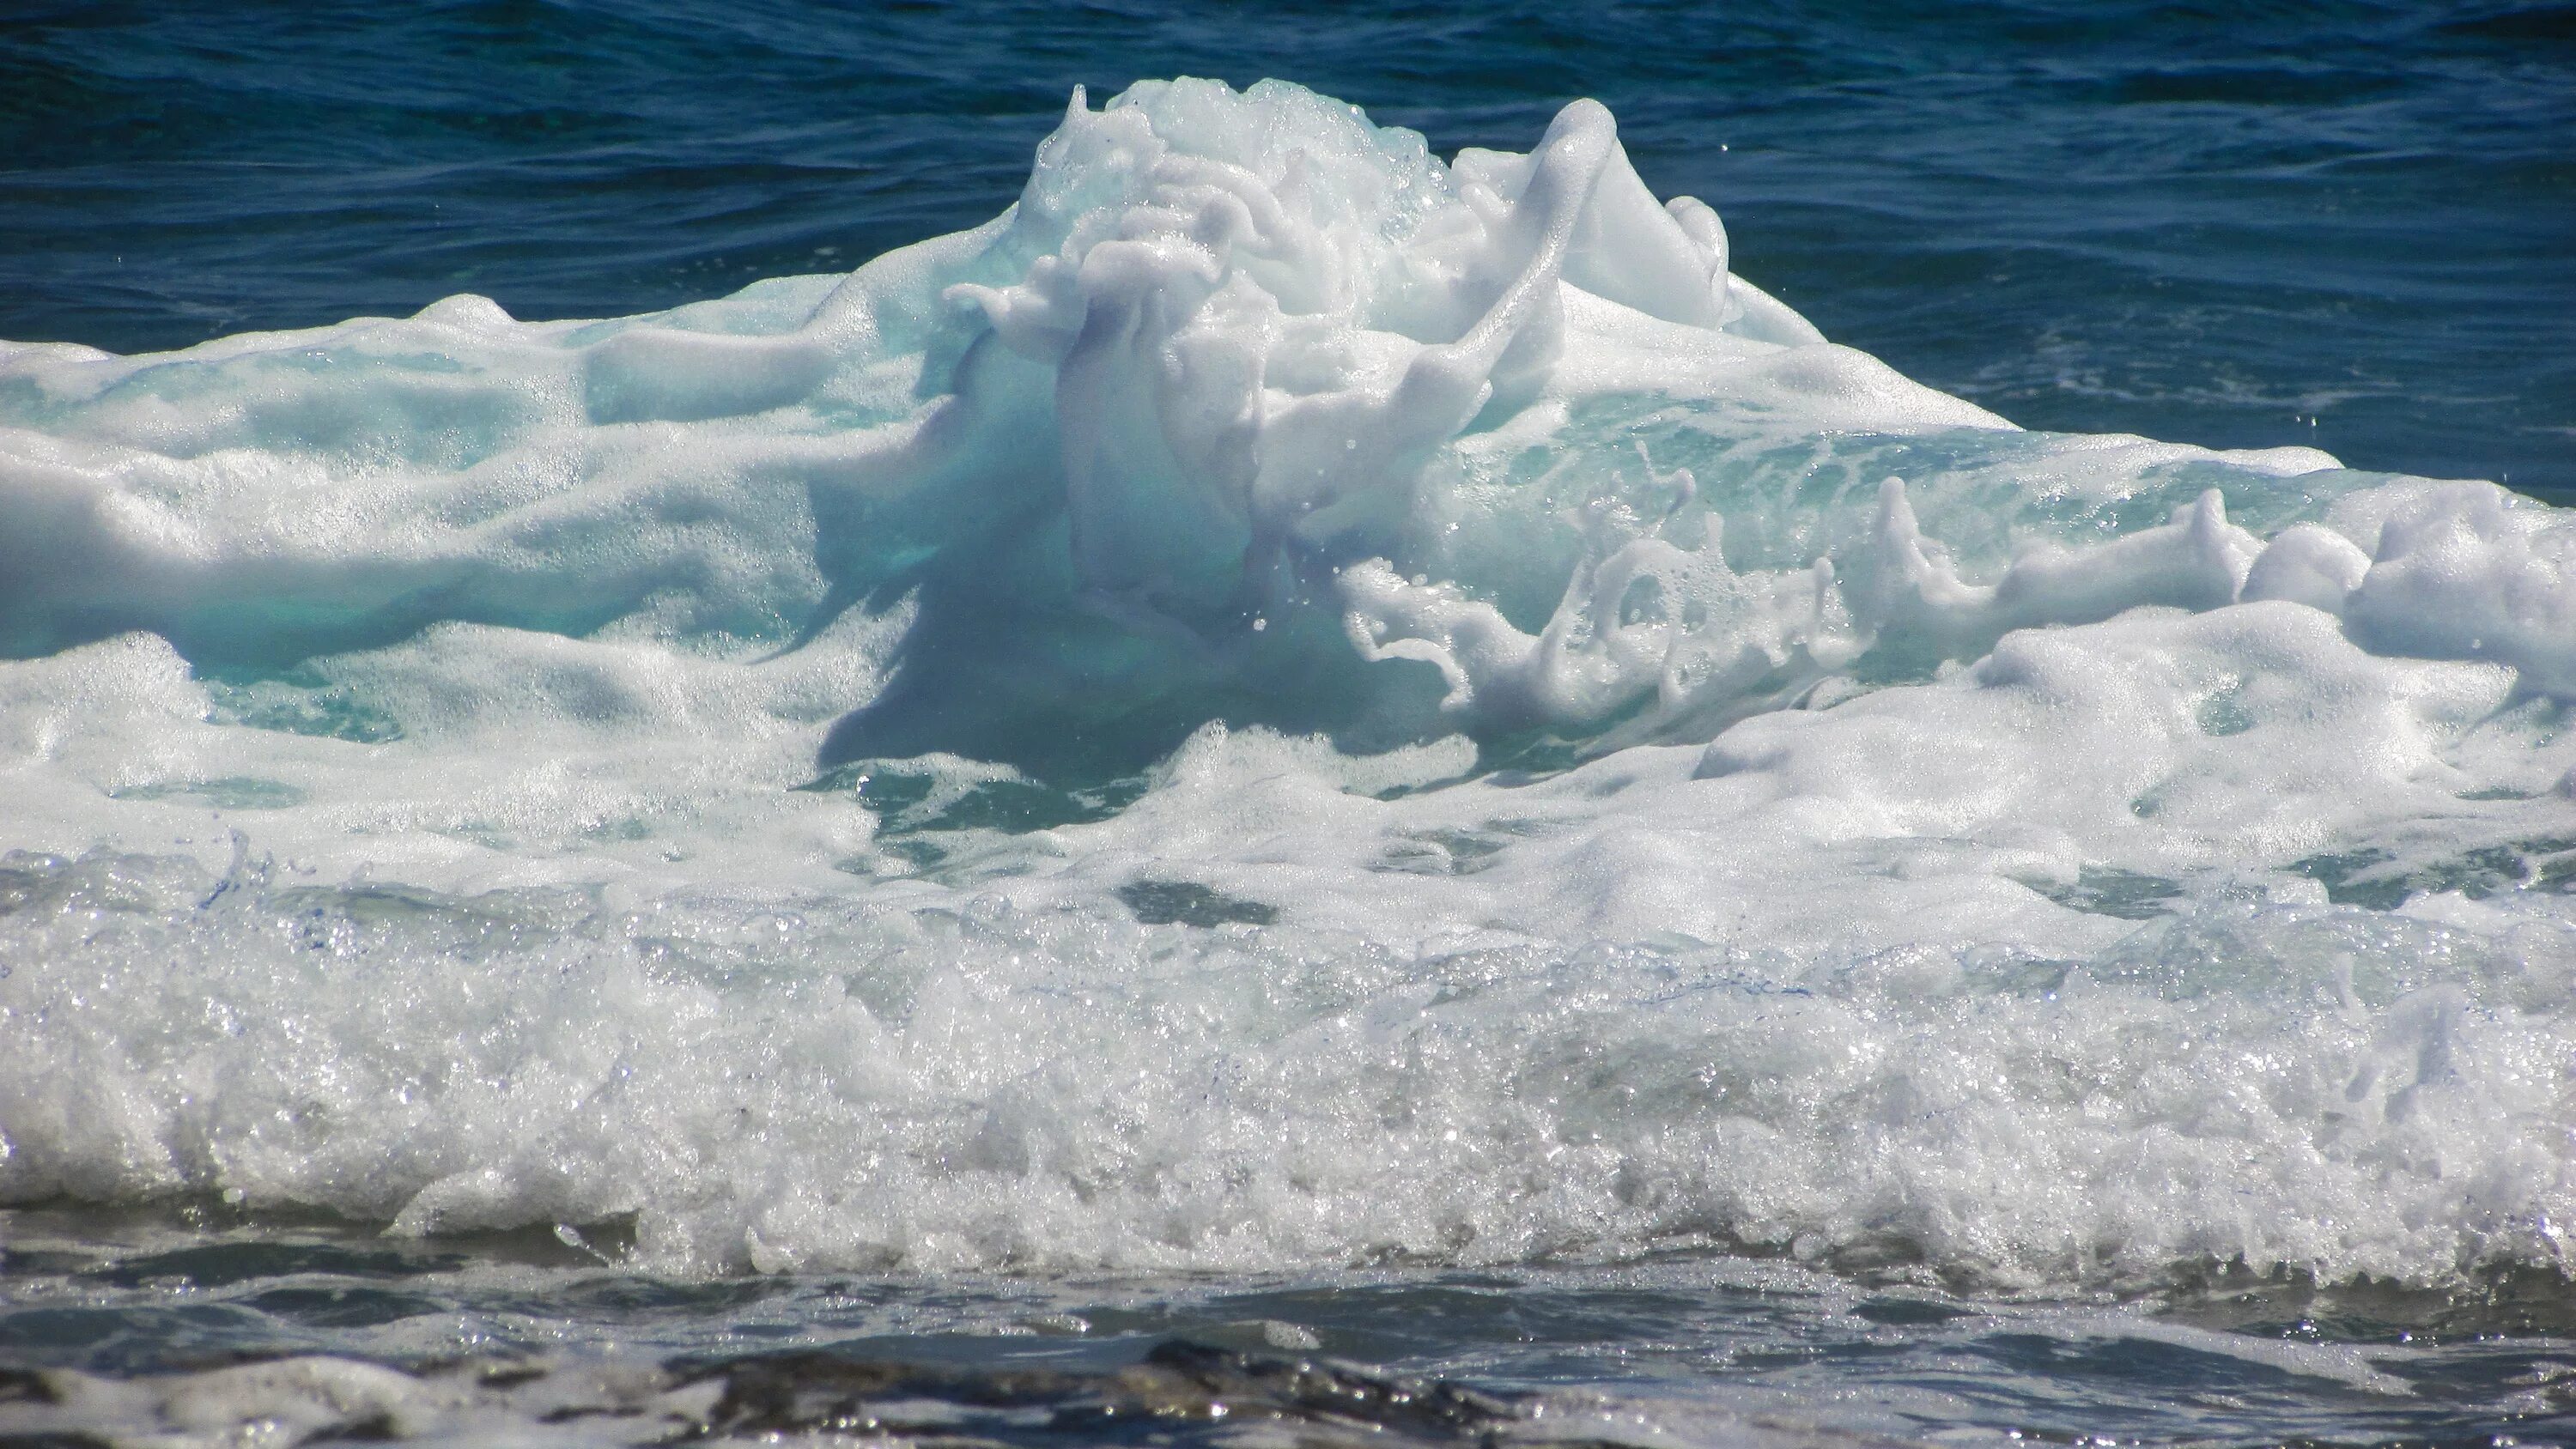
0, 80, 2572, 1289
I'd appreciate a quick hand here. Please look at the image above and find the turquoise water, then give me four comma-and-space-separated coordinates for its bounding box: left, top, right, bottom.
3, 6, 2574, 1446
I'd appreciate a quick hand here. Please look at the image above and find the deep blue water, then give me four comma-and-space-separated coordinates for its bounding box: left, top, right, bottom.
3, 0, 2570, 499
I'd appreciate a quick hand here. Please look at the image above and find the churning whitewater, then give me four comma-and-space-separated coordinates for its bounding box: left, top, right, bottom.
1, 80, 2571, 1289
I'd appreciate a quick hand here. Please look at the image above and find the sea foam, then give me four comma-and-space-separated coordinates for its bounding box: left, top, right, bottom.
1, 80, 2571, 1288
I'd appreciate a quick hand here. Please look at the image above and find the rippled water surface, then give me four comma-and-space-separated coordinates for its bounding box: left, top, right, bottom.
7, 1205, 2576, 1447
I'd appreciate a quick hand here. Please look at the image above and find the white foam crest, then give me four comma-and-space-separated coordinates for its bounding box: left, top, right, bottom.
5, 78, 2561, 755
0, 832, 2569, 1286
3, 80, 2576, 1291
0, 79, 2009, 746
2338, 482, 2576, 696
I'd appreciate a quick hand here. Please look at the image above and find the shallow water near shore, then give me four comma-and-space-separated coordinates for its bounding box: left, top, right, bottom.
5, 1202, 2576, 1447
3, 3, 2574, 1446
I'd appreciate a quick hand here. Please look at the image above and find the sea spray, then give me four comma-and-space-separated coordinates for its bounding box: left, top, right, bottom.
1, 80, 2571, 1291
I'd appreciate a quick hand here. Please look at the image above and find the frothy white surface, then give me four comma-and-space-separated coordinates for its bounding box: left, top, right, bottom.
1, 80, 2572, 1290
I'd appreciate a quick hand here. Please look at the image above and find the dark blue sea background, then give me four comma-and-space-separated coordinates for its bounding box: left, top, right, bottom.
3, 0, 2569, 500
5, 3, 2576, 1446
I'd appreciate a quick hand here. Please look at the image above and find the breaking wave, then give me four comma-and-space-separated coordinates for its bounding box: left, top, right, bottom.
2, 79, 2571, 1291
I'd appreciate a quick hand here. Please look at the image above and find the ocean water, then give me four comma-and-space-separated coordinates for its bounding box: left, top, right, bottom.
2, 4, 2573, 1446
